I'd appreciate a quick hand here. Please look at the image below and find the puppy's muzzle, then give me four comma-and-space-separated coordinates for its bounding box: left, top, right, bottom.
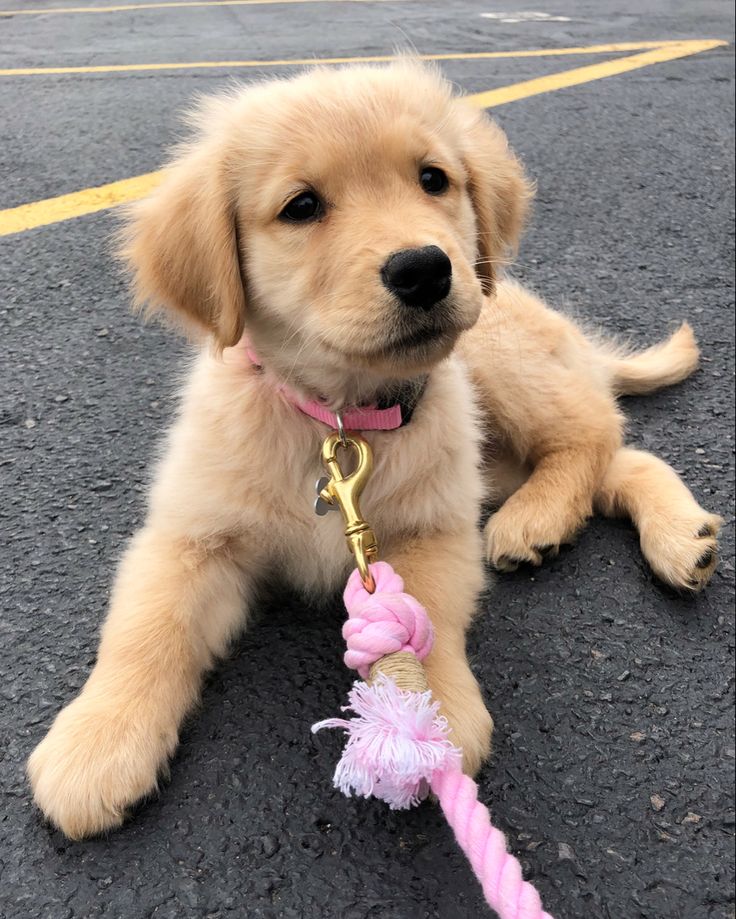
381, 246, 452, 311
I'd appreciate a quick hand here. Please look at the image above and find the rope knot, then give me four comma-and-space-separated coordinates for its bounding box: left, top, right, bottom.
342, 562, 434, 678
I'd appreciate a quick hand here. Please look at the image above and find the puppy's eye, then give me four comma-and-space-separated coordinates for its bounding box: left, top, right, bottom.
419, 167, 449, 196
280, 191, 323, 223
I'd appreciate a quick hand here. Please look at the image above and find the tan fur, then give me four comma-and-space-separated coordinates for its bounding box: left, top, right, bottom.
606, 322, 701, 395
28, 62, 721, 839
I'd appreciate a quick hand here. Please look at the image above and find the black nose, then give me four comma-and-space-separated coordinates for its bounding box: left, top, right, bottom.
381, 246, 452, 310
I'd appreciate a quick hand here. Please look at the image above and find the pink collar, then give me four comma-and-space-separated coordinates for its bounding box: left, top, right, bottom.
242, 339, 404, 432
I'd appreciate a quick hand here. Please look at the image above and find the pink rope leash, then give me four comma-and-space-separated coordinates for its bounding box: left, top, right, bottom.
342, 561, 433, 677
313, 562, 555, 919
433, 770, 554, 919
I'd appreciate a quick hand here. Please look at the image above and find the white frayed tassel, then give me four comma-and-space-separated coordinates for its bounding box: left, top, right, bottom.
312, 674, 462, 809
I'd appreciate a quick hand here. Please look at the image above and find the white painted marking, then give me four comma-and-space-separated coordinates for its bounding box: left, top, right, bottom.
480, 11, 572, 23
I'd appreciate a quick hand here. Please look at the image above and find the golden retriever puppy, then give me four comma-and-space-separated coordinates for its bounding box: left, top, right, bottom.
27, 61, 721, 839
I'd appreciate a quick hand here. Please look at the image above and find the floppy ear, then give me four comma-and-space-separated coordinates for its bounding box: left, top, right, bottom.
458, 106, 533, 294
119, 140, 246, 348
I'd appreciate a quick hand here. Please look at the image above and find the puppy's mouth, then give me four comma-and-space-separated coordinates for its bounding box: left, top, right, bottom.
312, 294, 480, 372
381, 321, 456, 356
319, 314, 460, 366
372, 300, 476, 361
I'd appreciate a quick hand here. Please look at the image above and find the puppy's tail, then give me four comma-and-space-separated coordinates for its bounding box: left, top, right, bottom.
605, 322, 700, 396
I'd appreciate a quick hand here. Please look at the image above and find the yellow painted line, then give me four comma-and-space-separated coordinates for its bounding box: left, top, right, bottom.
0, 173, 162, 237
0, 0, 400, 15
0, 40, 727, 237
471, 39, 727, 108
0, 42, 685, 78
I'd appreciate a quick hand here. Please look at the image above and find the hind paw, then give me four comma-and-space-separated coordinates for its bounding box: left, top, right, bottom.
640, 512, 722, 592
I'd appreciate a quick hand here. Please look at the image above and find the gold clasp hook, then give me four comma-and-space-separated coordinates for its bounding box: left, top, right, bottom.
318, 430, 378, 592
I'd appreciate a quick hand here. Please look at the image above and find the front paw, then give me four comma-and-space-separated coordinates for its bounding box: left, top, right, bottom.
485, 502, 575, 572
428, 675, 493, 776
442, 697, 493, 777
28, 694, 173, 839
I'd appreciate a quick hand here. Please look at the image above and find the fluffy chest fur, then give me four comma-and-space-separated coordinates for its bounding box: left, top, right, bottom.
147, 347, 485, 595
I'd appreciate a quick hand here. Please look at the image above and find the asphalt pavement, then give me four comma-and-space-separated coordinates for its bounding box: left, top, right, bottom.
0, 2, 734, 918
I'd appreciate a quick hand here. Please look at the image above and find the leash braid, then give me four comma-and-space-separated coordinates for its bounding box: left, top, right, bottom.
432, 769, 554, 919
342, 562, 433, 677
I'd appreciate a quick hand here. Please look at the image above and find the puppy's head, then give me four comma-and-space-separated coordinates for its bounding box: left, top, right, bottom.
121, 62, 531, 402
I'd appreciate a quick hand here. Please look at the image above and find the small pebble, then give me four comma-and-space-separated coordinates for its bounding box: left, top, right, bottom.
630, 731, 647, 743
651, 794, 666, 812
682, 811, 702, 824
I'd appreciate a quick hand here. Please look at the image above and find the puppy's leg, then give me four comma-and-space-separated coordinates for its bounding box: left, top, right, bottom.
384, 527, 492, 776
595, 447, 722, 591
27, 528, 249, 839
485, 436, 619, 571
463, 286, 624, 571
